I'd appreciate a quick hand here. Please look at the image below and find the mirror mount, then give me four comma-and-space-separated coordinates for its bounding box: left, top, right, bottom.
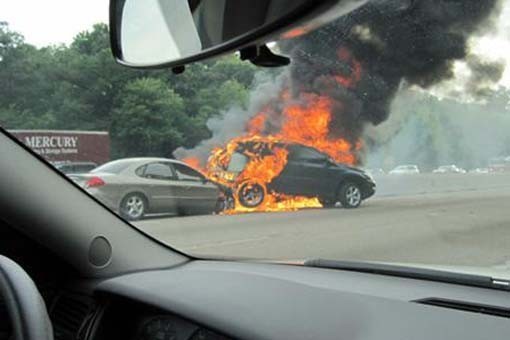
240, 44, 290, 68
172, 65, 186, 74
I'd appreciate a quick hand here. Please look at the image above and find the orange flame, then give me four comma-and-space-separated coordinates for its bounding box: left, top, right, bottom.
223, 194, 322, 215
281, 27, 309, 40
335, 47, 362, 89
249, 93, 358, 164
182, 156, 202, 170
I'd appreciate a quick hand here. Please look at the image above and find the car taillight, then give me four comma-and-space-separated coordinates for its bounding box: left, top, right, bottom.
85, 176, 105, 188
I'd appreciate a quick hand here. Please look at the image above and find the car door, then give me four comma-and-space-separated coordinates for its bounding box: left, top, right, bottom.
138, 162, 179, 213
272, 145, 336, 196
170, 162, 220, 214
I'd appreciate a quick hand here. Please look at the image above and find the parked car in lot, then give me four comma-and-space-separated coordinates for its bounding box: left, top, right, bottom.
70, 158, 220, 220
210, 141, 376, 209
53, 161, 97, 174
432, 165, 466, 174
389, 164, 420, 175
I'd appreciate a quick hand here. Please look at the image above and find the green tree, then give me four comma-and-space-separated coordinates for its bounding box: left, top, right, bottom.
110, 78, 189, 157
0, 22, 258, 158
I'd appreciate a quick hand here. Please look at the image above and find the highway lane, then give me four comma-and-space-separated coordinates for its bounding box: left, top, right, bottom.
135, 185, 510, 268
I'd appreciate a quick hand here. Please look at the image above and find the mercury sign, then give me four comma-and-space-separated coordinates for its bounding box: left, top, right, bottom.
8, 130, 110, 164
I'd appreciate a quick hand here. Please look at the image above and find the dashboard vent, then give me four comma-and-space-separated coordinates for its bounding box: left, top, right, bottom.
50, 294, 95, 340
415, 298, 510, 318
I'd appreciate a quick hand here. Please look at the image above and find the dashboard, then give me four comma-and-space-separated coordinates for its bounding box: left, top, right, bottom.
38, 260, 510, 340
3, 259, 510, 340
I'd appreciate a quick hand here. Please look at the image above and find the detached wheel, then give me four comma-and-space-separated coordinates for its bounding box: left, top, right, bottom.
338, 182, 362, 208
120, 193, 146, 220
237, 182, 266, 208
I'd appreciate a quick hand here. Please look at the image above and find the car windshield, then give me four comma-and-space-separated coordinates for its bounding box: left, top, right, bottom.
227, 153, 249, 173
2, 1, 510, 271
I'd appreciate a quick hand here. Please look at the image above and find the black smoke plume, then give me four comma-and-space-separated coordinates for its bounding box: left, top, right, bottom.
276, 0, 503, 145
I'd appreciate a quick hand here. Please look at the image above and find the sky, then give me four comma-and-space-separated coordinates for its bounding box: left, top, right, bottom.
1, 0, 510, 87
0, 0, 108, 47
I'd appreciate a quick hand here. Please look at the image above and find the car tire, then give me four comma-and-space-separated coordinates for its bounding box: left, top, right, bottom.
338, 182, 362, 209
237, 182, 266, 208
120, 193, 147, 221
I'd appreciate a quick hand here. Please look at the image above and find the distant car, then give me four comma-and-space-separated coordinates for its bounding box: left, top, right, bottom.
488, 156, 510, 172
364, 168, 385, 177
469, 168, 490, 174
53, 161, 97, 174
70, 158, 220, 220
389, 165, 420, 175
210, 141, 376, 209
432, 165, 466, 174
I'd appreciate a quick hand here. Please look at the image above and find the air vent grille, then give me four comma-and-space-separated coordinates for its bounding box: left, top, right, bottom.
50, 294, 95, 340
415, 298, 510, 318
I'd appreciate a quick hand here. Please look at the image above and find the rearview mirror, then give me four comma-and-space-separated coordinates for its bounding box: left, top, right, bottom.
109, 0, 343, 69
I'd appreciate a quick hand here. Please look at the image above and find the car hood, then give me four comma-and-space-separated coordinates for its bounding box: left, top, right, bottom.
279, 258, 510, 282
387, 262, 510, 281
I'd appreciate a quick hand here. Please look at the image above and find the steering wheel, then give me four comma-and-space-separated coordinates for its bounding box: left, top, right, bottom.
0, 255, 53, 340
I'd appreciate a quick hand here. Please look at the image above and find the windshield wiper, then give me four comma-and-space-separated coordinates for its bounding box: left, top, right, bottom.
304, 259, 510, 292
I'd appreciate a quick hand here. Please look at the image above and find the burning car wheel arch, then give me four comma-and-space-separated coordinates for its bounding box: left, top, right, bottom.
236, 181, 267, 208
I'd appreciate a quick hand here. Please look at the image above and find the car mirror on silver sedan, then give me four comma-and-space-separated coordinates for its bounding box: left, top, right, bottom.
109, 0, 366, 70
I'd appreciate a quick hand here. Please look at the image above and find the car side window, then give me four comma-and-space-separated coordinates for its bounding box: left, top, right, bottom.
289, 146, 327, 161
143, 163, 175, 180
173, 163, 204, 182
135, 165, 146, 176
76, 164, 94, 173
59, 165, 73, 174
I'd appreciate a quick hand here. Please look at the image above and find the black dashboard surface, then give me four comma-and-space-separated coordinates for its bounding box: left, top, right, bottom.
95, 260, 510, 340
92, 296, 230, 340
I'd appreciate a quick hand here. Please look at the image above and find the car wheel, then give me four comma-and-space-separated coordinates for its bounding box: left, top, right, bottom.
120, 193, 146, 221
237, 182, 266, 208
338, 182, 362, 208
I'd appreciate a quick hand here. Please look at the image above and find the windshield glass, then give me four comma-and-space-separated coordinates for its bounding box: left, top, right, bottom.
2, 1, 510, 270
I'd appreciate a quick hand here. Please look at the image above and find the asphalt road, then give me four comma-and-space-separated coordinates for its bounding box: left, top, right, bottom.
135, 174, 510, 268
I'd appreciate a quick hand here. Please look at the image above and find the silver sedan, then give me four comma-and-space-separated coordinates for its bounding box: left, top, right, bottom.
70, 158, 220, 220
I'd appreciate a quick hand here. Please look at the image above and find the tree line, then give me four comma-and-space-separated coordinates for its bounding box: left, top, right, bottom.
2, 21, 509, 169
0, 22, 257, 158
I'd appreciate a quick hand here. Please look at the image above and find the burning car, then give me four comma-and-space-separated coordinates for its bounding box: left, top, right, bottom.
206, 137, 375, 210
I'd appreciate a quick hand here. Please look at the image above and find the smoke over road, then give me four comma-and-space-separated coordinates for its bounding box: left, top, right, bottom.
282, 0, 503, 138
176, 0, 504, 166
